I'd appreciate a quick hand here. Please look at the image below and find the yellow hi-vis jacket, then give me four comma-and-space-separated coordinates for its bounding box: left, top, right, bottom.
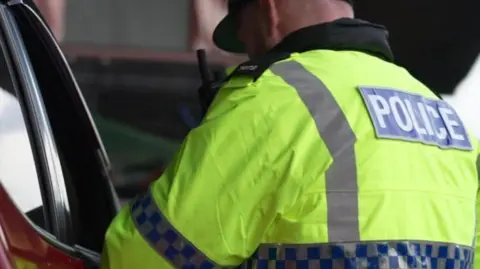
101, 20, 480, 269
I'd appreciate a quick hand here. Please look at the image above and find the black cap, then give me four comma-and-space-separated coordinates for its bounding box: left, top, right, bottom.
212, 0, 354, 53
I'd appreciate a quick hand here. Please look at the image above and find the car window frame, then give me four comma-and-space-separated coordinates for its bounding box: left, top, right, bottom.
0, 2, 106, 265
8, 0, 120, 253
0, 1, 72, 242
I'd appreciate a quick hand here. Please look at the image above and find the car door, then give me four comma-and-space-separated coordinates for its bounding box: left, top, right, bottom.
0, 2, 91, 268
0, 0, 119, 267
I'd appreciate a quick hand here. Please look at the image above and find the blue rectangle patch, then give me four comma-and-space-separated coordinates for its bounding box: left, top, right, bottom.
358, 86, 473, 150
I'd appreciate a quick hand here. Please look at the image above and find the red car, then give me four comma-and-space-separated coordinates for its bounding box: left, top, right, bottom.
0, 0, 119, 268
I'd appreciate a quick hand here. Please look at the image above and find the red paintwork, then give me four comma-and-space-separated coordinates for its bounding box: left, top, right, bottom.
0, 224, 14, 269
0, 185, 85, 269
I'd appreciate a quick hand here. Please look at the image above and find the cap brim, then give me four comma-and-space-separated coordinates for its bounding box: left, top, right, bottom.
213, 14, 246, 54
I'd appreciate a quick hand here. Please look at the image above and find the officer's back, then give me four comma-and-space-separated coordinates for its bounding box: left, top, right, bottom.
101, 0, 480, 268
285, 47, 478, 245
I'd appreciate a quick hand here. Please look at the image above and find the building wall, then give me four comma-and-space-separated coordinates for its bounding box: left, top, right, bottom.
64, 0, 191, 51
190, 0, 227, 53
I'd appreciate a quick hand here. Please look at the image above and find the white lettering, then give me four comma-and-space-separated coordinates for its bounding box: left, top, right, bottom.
368, 95, 390, 128
389, 96, 413, 132
426, 105, 447, 139
417, 102, 434, 136
439, 107, 464, 141
405, 100, 427, 134
360, 87, 472, 150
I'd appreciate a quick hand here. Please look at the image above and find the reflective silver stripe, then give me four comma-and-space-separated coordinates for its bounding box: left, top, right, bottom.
270, 60, 359, 242
130, 190, 224, 268
248, 241, 473, 268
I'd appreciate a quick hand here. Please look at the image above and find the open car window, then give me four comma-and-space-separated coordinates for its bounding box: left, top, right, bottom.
0, 55, 45, 228
71, 56, 217, 200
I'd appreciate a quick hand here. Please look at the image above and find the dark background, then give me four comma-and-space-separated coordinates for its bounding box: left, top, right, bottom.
356, 0, 480, 95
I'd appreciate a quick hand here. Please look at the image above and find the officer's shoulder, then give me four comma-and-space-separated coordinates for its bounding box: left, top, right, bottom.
228, 52, 291, 82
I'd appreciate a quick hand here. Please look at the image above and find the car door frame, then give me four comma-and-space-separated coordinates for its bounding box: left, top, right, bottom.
7, 0, 121, 251
0, 0, 98, 267
0, 0, 119, 266
0, 0, 72, 243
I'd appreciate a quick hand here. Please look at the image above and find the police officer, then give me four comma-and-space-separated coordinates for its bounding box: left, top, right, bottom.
101, 0, 480, 268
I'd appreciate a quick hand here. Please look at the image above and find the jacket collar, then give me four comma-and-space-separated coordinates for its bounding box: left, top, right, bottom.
269, 18, 394, 62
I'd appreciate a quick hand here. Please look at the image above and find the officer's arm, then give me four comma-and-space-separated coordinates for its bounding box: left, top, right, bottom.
117, 88, 300, 268
146, 108, 298, 266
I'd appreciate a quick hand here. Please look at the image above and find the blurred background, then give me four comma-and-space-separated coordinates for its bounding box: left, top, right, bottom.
33, 0, 480, 199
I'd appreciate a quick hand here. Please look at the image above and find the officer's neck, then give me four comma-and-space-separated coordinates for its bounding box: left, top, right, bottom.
274, 2, 354, 49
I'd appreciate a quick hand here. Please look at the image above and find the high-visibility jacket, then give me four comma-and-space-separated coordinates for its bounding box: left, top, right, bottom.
101, 19, 480, 269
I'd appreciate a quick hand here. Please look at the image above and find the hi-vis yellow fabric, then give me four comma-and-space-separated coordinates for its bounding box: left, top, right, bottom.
101, 50, 479, 269
476, 156, 480, 268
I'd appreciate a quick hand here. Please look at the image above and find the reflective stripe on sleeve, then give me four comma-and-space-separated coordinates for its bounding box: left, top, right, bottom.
270, 60, 359, 242
130, 191, 221, 268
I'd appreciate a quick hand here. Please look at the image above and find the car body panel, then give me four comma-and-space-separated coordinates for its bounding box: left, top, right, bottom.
0, 185, 84, 269
0, 224, 13, 269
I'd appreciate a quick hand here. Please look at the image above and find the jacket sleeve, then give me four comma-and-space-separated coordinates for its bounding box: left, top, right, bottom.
101, 82, 309, 268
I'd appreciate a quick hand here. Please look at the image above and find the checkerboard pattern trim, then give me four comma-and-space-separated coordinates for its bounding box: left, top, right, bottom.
131, 190, 474, 269
246, 241, 473, 268
131, 191, 219, 268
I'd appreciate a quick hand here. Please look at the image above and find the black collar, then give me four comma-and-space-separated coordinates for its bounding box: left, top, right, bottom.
229, 18, 394, 80
270, 18, 394, 62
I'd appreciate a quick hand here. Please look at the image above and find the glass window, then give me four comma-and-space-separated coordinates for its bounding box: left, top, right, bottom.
75, 59, 205, 202
0, 54, 45, 228
72, 57, 236, 203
